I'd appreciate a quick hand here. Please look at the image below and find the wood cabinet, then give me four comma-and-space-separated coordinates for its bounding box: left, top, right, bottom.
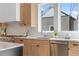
14, 38, 24, 44
0, 23, 8, 36
23, 39, 31, 56
14, 38, 79, 56
0, 23, 8, 28
14, 38, 31, 56
50, 43, 58, 56
50, 40, 68, 56
30, 40, 50, 56
14, 38, 50, 56
20, 3, 37, 26
69, 41, 79, 56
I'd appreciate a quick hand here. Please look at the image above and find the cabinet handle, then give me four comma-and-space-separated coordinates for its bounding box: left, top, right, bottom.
73, 44, 79, 46
20, 40, 23, 41
36, 45, 40, 47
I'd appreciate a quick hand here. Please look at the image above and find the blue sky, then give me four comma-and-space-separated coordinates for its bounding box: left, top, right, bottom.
41, 3, 78, 19
61, 3, 78, 19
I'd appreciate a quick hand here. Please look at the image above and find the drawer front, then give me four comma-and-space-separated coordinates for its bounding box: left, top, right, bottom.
50, 40, 68, 45
31, 40, 49, 45
69, 41, 79, 49
15, 38, 23, 44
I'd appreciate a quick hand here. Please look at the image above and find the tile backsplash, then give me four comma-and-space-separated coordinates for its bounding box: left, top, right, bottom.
6, 22, 43, 37
6, 22, 79, 39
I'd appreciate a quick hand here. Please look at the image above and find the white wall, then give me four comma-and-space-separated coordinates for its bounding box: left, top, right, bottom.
0, 3, 16, 22
6, 21, 43, 37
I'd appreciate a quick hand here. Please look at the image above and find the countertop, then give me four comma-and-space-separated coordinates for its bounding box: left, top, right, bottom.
3, 35, 79, 42
14, 36, 79, 42
50, 38, 79, 42
0, 41, 24, 52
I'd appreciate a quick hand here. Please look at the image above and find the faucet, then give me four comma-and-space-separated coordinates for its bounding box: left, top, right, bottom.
65, 33, 70, 39
25, 29, 29, 37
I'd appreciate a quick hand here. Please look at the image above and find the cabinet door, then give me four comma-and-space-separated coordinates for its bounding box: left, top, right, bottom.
20, 3, 25, 25
69, 42, 79, 56
39, 44, 50, 56
23, 45, 30, 56
50, 44, 58, 56
30, 44, 50, 56
23, 39, 31, 56
30, 40, 50, 56
30, 44, 39, 56
50, 41, 68, 56
69, 49, 79, 56
20, 3, 37, 26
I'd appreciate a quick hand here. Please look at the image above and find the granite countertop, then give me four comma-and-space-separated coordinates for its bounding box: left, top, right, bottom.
14, 36, 79, 42
0, 41, 24, 52
49, 38, 79, 42
2, 35, 79, 42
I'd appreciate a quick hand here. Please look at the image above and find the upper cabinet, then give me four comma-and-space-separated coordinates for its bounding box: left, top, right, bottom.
0, 3, 37, 27
0, 3, 16, 22
20, 3, 37, 26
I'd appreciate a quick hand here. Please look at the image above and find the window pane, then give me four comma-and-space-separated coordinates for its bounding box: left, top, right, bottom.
40, 3, 55, 31
60, 3, 78, 31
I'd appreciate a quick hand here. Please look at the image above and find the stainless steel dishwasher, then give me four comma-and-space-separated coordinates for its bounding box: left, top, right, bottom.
50, 40, 69, 56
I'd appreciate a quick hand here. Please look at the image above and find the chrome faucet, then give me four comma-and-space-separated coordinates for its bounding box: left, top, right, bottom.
65, 33, 70, 39
25, 30, 29, 37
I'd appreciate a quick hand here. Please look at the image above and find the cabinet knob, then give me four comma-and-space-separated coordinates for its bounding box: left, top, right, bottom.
20, 40, 23, 41
36, 45, 40, 47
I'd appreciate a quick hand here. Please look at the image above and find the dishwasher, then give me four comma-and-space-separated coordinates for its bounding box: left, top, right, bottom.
50, 40, 69, 56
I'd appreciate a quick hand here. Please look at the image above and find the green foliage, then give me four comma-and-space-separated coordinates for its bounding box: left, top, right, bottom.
52, 32, 59, 37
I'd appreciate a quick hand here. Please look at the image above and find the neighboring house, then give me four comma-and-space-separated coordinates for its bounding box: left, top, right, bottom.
41, 8, 78, 31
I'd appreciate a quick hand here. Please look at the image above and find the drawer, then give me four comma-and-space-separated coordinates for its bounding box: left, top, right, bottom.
31, 40, 49, 45
69, 41, 79, 49
50, 40, 68, 45
15, 38, 23, 44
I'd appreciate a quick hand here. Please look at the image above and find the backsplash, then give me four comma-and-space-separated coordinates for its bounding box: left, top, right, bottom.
59, 31, 79, 39
6, 22, 79, 39
6, 21, 43, 37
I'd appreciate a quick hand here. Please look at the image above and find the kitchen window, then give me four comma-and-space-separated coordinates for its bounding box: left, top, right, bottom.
38, 3, 55, 32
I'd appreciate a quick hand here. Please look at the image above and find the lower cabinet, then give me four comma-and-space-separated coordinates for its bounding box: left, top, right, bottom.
15, 38, 50, 56
15, 38, 79, 56
50, 43, 58, 56
69, 41, 79, 56
29, 40, 50, 56
50, 40, 69, 56
23, 39, 31, 56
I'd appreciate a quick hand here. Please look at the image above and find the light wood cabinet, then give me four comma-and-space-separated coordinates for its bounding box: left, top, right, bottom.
14, 38, 23, 44
30, 40, 50, 56
23, 39, 31, 56
0, 23, 8, 28
50, 43, 58, 56
14, 38, 30, 56
15, 38, 50, 56
20, 3, 37, 27
15, 38, 79, 56
69, 41, 79, 56
50, 40, 68, 56
0, 23, 8, 36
